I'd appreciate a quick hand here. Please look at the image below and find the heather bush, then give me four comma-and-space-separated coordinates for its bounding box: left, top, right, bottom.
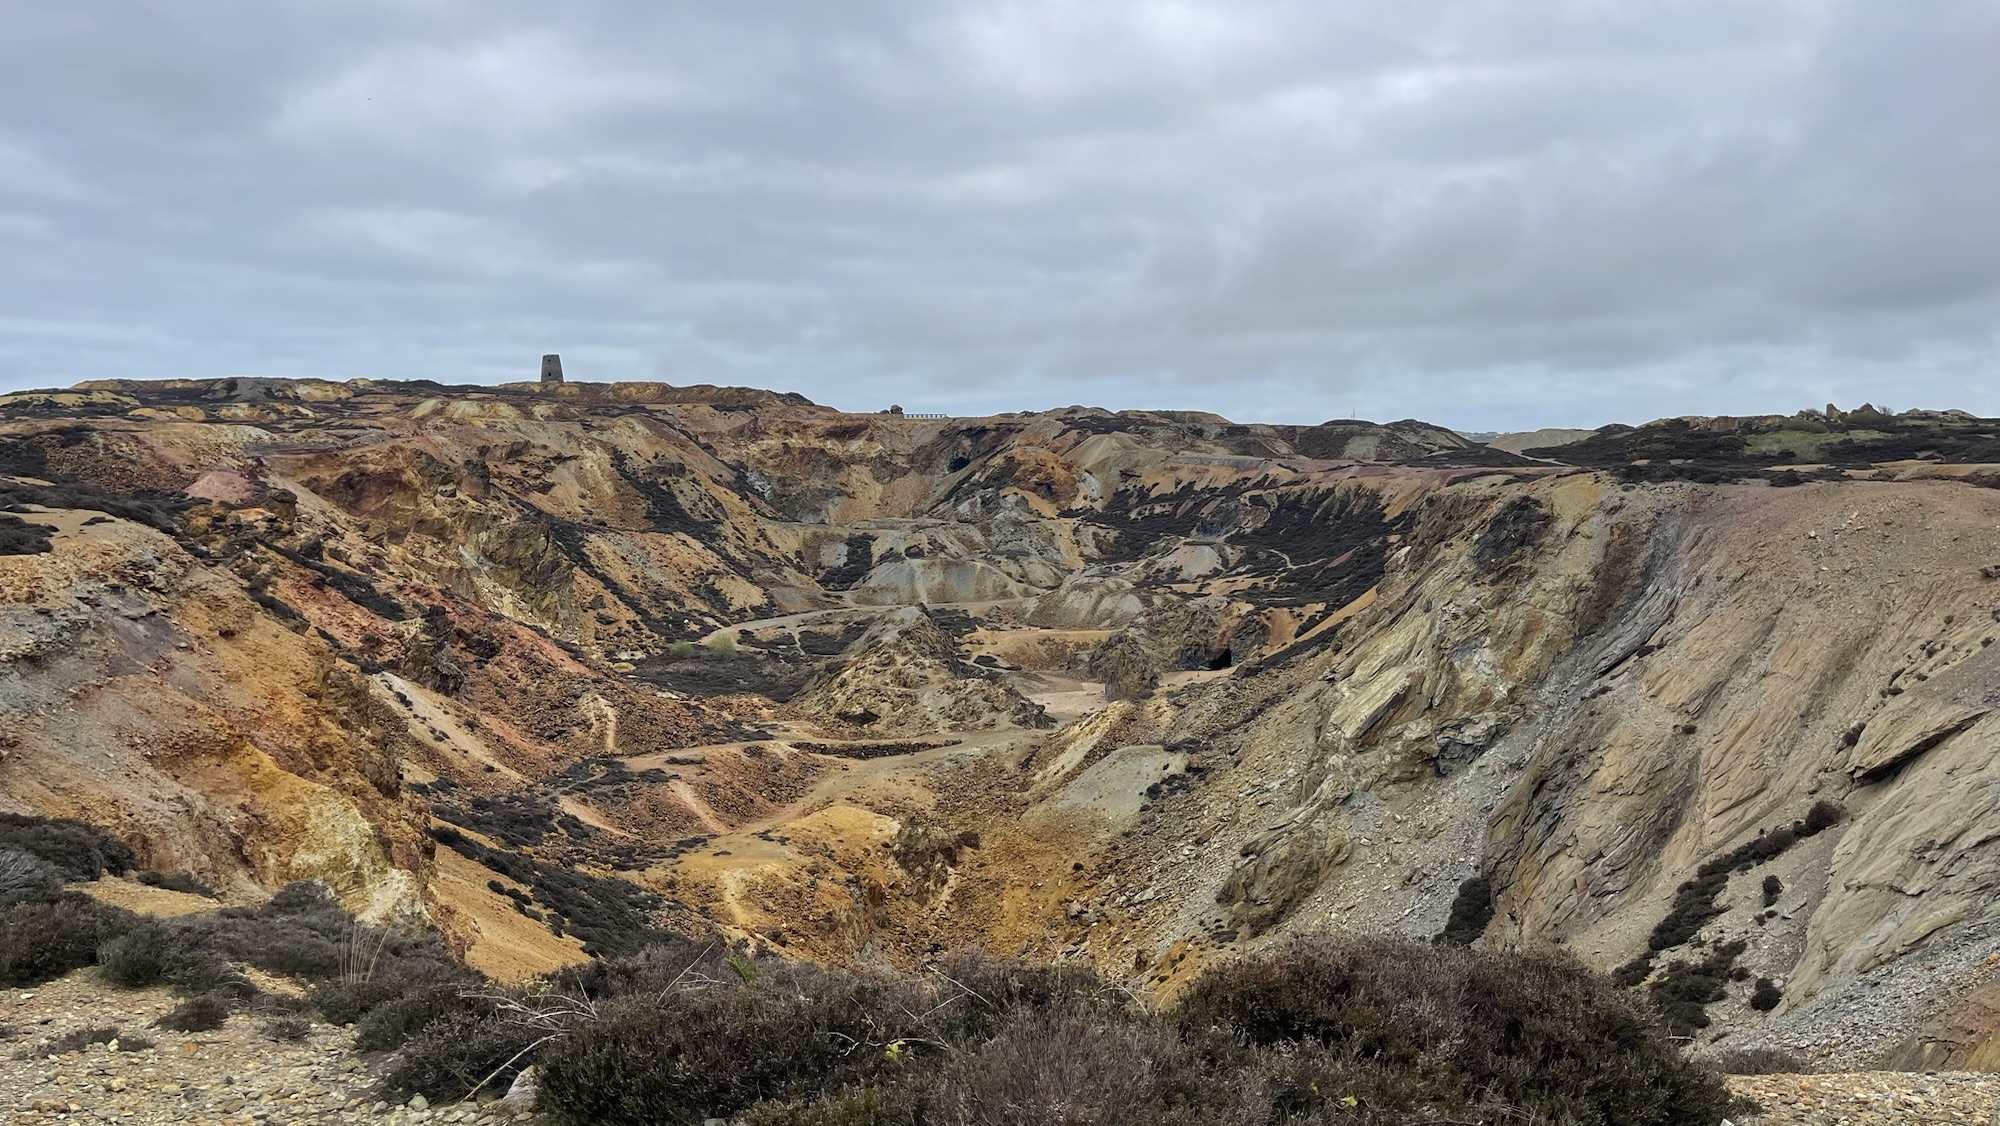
309, 976, 406, 1026
0, 849, 62, 908
263, 1015, 313, 1042
264, 879, 340, 916
156, 994, 231, 1033
0, 894, 128, 986
739, 1082, 924, 1126
136, 870, 216, 898
1651, 940, 1748, 1035
96, 924, 171, 987
0, 842, 1750, 1126
535, 962, 939, 1123
0, 814, 136, 881
1710, 1045, 1809, 1075
382, 1008, 543, 1102
1176, 937, 1742, 1126
513, 938, 1745, 1126
98, 917, 247, 995
46, 1026, 121, 1053
922, 1003, 1277, 1126
354, 983, 487, 1052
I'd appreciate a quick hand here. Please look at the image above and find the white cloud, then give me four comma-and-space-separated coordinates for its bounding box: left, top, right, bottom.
0, 0, 1995, 425
275, 31, 682, 143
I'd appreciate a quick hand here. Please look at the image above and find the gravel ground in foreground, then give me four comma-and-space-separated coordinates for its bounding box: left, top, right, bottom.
0, 975, 543, 1125
1726, 1071, 1998, 1125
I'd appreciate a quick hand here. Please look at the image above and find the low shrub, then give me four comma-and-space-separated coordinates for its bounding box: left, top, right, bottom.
174, 882, 455, 989
0, 814, 136, 881
739, 1081, 924, 1126
0, 894, 128, 986
383, 1009, 543, 1102
1177, 937, 1742, 1126
1645, 804, 1843, 957
99, 917, 253, 997
1434, 874, 1495, 945
136, 870, 216, 898
1710, 1046, 1809, 1075
1616, 804, 1845, 1022
46, 1026, 120, 1054
264, 879, 339, 916
263, 1016, 313, 1042
1750, 978, 1783, 1012
156, 994, 231, 1033
96, 925, 170, 987
434, 792, 561, 848
0, 849, 62, 908
354, 983, 485, 1052
1650, 940, 1748, 1036
164, 945, 254, 998
926, 1004, 1212, 1126
923, 951, 1116, 1042
525, 938, 1743, 1126
309, 976, 405, 1027
535, 964, 939, 1123
429, 829, 671, 958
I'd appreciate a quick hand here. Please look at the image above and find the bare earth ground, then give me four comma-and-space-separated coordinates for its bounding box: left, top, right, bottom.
0, 975, 543, 1125
1724, 1072, 1998, 1125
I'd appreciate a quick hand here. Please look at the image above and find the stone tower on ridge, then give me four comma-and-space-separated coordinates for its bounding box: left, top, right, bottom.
540, 354, 564, 386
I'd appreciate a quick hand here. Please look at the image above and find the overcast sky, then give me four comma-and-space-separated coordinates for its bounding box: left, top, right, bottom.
2, 2, 1995, 429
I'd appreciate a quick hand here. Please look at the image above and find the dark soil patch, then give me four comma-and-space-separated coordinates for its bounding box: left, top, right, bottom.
630, 651, 822, 701
1230, 487, 1404, 608
428, 827, 672, 958
1435, 875, 1496, 945
796, 621, 870, 656
1473, 496, 1552, 571
0, 479, 189, 536
787, 739, 960, 760
0, 513, 55, 555
268, 542, 408, 620
1614, 801, 1844, 1008
818, 534, 876, 591
609, 453, 725, 539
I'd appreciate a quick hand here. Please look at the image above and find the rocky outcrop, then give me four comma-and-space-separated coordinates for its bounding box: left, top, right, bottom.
794, 608, 1052, 735
0, 513, 428, 924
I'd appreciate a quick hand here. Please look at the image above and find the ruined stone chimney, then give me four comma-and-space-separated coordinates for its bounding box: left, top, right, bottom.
540, 354, 564, 386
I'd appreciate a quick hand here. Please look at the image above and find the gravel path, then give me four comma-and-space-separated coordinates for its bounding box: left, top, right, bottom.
1726, 1071, 1998, 1125
0, 976, 543, 1125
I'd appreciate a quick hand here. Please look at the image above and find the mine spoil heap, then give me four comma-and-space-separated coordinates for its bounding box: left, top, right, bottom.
4, 377, 2000, 1101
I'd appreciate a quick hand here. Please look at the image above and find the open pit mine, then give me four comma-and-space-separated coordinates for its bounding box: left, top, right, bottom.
4, 376, 2000, 1079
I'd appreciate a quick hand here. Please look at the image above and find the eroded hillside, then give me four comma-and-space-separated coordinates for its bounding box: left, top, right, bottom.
4, 378, 1998, 1070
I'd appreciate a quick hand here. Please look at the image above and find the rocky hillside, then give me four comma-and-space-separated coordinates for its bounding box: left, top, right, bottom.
5, 379, 2000, 1072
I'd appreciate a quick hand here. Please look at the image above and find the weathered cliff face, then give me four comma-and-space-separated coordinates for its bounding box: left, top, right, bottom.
0, 512, 428, 925
5, 378, 2000, 1068
1103, 475, 2000, 1069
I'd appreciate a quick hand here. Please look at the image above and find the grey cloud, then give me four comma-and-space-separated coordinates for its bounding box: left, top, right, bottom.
1, 0, 1996, 430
